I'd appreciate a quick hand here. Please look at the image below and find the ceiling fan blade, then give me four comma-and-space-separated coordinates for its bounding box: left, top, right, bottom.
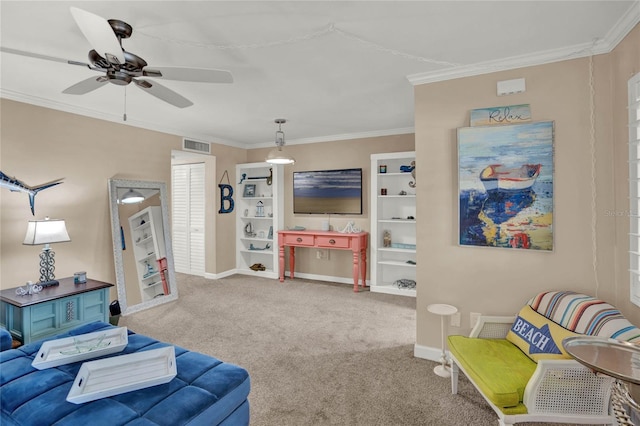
62, 77, 108, 95
70, 7, 125, 64
143, 67, 233, 84
134, 79, 193, 108
1, 46, 91, 68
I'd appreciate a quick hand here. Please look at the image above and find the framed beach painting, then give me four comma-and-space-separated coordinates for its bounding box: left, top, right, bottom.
458, 121, 554, 250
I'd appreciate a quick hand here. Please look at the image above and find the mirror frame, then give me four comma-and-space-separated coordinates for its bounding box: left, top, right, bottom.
108, 178, 178, 315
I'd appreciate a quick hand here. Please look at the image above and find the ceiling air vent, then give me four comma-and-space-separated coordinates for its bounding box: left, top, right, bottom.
182, 138, 211, 154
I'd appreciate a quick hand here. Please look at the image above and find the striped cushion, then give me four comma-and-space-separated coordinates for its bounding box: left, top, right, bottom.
528, 291, 640, 343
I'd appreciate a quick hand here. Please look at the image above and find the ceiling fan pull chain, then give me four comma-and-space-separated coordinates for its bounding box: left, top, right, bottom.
123, 87, 127, 121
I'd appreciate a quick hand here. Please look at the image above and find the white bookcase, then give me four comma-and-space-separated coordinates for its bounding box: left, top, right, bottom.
370, 152, 417, 297
128, 206, 169, 301
235, 162, 283, 278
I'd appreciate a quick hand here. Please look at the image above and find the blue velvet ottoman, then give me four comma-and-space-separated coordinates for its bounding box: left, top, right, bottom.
0, 322, 250, 425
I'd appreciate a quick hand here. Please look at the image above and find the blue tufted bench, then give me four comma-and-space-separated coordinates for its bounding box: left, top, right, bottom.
0, 321, 250, 425
0, 327, 12, 351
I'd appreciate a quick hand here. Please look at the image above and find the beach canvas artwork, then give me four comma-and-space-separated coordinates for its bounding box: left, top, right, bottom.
293, 168, 362, 215
458, 121, 554, 250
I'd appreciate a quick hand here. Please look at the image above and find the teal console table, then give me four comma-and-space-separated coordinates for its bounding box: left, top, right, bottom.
0, 277, 113, 344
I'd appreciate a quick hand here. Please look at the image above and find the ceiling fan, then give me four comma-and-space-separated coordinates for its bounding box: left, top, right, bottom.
1, 7, 233, 108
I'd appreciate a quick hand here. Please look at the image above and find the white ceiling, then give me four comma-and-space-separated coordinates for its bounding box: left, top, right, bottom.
1, 1, 638, 148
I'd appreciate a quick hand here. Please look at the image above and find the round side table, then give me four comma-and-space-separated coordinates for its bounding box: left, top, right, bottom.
427, 303, 458, 378
563, 336, 640, 425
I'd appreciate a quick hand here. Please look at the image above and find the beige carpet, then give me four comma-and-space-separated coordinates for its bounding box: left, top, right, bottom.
120, 274, 578, 426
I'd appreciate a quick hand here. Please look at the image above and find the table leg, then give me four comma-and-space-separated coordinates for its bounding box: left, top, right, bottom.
352, 251, 359, 292
279, 244, 285, 282
361, 248, 367, 288
433, 315, 451, 378
289, 247, 295, 280
612, 380, 639, 425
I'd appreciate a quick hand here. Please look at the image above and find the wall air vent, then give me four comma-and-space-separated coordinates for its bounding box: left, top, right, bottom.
182, 138, 211, 154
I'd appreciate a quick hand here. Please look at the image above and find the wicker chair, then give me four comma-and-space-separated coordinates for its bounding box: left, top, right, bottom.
447, 291, 640, 426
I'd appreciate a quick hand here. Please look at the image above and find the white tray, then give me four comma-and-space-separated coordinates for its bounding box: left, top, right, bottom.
66, 346, 177, 404
32, 327, 128, 370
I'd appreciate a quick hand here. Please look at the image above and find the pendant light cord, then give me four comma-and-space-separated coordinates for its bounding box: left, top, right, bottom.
588, 52, 599, 297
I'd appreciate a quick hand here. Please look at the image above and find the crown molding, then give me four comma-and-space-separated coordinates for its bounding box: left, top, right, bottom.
251, 126, 416, 149
287, 127, 415, 146
603, 0, 640, 49
408, 1, 640, 86
0, 89, 248, 149
2, 89, 413, 149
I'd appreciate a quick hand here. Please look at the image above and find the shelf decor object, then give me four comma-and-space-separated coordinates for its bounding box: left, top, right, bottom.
32, 327, 128, 370
66, 346, 177, 404
427, 303, 458, 378
243, 184, 256, 197
370, 151, 416, 297
23, 217, 71, 287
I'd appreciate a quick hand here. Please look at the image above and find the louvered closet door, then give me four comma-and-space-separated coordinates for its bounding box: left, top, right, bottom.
172, 165, 190, 273
172, 163, 206, 276
188, 163, 205, 276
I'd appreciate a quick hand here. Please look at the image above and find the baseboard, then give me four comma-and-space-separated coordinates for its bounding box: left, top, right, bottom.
283, 270, 370, 287
204, 269, 369, 284
414, 343, 448, 362
203, 269, 238, 280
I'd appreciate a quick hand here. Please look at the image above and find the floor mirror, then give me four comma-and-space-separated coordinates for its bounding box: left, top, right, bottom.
108, 178, 178, 315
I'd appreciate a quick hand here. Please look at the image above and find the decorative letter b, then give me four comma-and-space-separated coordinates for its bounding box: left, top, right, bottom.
218, 184, 234, 213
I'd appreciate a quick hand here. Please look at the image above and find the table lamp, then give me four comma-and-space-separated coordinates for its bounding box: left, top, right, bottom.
23, 217, 71, 287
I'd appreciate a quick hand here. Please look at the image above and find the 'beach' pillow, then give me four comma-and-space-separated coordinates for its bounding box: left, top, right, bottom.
506, 305, 579, 361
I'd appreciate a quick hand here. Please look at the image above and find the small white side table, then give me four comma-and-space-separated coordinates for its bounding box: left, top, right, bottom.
427, 303, 458, 378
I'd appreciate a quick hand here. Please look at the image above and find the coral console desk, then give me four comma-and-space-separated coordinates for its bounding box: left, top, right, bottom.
278, 230, 368, 292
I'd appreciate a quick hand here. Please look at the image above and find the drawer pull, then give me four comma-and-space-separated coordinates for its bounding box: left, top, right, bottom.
66, 301, 75, 321
296, 237, 303, 242
329, 239, 336, 244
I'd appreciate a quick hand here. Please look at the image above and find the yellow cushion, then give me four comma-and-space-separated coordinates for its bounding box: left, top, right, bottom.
506, 305, 580, 361
448, 335, 533, 412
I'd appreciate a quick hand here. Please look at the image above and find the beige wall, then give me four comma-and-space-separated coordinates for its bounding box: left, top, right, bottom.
0, 100, 411, 290
0, 100, 247, 297
612, 24, 640, 324
209, 144, 248, 273
248, 135, 414, 280
414, 23, 640, 350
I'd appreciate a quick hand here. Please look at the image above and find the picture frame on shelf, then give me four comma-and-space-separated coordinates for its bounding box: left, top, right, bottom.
243, 184, 256, 197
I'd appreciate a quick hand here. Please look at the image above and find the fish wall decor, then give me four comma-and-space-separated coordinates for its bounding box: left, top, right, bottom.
0, 171, 64, 215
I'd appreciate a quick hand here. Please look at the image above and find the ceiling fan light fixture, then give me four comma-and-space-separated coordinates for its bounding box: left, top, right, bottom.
266, 119, 295, 165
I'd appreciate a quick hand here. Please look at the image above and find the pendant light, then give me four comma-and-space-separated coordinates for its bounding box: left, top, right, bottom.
265, 118, 295, 165
121, 188, 145, 204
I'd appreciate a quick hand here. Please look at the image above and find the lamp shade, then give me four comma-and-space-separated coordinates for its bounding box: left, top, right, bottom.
266, 147, 295, 165
23, 218, 71, 245
121, 188, 145, 204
